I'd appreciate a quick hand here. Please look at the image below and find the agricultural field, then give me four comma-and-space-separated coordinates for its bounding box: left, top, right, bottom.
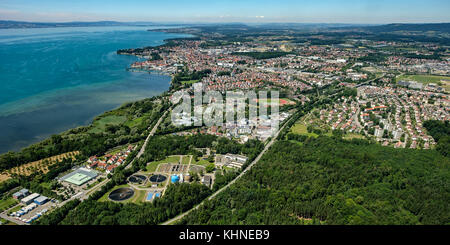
0, 151, 80, 183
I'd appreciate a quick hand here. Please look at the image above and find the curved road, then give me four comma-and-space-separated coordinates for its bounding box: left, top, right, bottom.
161, 116, 294, 225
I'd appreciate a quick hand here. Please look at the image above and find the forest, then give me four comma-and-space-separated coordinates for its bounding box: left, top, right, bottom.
180, 136, 450, 225
424, 120, 450, 157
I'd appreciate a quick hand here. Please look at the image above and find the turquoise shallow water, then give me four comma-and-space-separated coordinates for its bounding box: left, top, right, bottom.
0, 26, 186, 153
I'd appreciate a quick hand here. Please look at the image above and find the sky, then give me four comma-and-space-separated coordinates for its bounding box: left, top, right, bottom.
0, 0, 449, 24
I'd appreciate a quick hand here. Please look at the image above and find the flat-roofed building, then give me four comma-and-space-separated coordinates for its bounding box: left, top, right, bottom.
60, 168, 98, 186
21, 193, 40, 205
34, 196, 49, 205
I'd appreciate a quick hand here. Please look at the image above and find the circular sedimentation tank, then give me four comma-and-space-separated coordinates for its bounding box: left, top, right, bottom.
149, 174, 167, 183
108, 188, 135, 202
128, 174, 147, 184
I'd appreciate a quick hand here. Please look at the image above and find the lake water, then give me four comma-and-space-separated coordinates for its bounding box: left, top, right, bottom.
0, 26, 187, 153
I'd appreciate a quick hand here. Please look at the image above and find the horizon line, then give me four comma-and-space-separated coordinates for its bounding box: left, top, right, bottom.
2, 19, 450, 25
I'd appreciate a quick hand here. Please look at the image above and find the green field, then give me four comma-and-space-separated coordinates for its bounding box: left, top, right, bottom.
88, 115, 127, 133
129, 189, 146, 203
397, 74, 450, 91
0, 198, 18, 212
192, 157, 213, 167
181, 156, 191, 165
145, 156, 181, 173
7, 204, 22, 214
290, 123, 320, 138
181, 80, 200, 85
124, 116, 144, 128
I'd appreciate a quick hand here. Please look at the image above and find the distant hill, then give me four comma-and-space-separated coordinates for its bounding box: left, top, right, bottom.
359, 23, 450, 33
0, 20, 157, 29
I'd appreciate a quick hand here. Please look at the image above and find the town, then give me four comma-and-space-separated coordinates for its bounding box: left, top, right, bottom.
1, 22, 449, 226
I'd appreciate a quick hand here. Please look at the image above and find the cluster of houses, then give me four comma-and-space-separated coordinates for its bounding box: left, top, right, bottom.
86, 145, 134, 174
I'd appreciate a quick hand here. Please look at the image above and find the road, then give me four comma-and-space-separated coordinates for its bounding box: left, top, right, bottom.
126, 109, 170, 169
61, 109, 171, 204
0, 207, 28, 225
161, 116, 294, 225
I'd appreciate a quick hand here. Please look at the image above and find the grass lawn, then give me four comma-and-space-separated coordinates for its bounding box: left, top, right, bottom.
0, 198, 18, 212
129, 190, 146, 203
181, 156, 191, 165
192, 158, 213, 167
181, 80, 200, 85
397, 74, 450, 91
7, 204, 22, 214
124, 116, 144, 128
290, 123, 319, 138
88, 115, 127, 133
144, 156, 181, 173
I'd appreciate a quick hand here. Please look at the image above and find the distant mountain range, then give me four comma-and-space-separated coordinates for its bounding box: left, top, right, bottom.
0, 20, 175, 29
1, 20, 449, 34
358, 23, 450, 33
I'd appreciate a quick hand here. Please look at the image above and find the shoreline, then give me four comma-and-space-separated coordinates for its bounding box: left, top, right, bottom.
0, 29, 189, 154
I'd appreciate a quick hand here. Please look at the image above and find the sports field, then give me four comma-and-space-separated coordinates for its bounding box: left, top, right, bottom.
61, 168, 98, 186
397, 74, 450, 91
255, 98, 296, 107
65, 173, 90, 186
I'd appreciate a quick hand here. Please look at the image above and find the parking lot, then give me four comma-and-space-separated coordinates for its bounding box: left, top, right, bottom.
6, 200, 55, 224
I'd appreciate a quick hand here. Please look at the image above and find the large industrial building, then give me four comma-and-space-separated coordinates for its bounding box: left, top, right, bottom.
34, 196, 49, 205
12, 188, 29, 200
60, 168, 98, 186
21, 193, 40, 205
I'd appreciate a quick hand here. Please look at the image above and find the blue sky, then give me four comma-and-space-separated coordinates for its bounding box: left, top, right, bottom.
0, 0, 449, 23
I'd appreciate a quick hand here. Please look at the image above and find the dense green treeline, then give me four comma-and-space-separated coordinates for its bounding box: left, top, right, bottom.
424, 120, 450, 157
180, 136, 450, 225
34, 199, 81, 225
57, 183, 211, 225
